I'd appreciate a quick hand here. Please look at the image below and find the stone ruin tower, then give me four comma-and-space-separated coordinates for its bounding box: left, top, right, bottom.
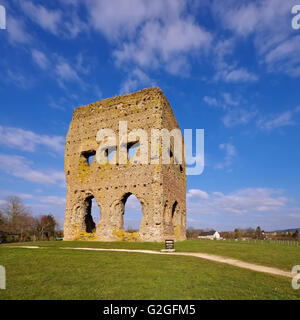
64, 87, 187, 242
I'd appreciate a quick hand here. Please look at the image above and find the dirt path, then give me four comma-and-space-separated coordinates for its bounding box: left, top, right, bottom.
5, 245, 292, 278
61, 247, 293, 278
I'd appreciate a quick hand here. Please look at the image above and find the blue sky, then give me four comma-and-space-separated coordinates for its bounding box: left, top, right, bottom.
0, 0, 300, 231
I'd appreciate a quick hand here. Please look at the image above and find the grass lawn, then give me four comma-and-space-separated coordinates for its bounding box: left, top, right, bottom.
4, 239, 300, 271
0, 246, 299, 300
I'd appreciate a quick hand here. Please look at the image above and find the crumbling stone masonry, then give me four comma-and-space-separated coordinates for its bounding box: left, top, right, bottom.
64, 87, 187, 242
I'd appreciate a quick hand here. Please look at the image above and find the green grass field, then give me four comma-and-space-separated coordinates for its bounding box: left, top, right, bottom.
1, 240, 300, 300
4, 239, 300, 271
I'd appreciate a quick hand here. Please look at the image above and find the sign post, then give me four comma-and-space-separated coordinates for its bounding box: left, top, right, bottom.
161, 239, 175, 252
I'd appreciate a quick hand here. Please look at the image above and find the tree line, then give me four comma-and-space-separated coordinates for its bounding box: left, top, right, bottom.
0, 196, 62, 243
186, 226, 300, 241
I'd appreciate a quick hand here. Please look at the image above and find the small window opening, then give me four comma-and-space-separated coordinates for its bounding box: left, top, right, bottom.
106, 146, 117, 162
128, 141, 140, 160
81, 150, 96, 166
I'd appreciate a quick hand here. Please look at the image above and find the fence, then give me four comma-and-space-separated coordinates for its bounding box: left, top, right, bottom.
222, 238, 300, 246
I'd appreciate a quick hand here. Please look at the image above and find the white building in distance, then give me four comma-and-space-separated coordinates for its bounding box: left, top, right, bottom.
198, 230, 221, 240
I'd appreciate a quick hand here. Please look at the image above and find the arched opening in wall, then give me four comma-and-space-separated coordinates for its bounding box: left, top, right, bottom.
83, 195, 101, 233
91, 198, 101, 227
171, 201, 179, 232
122, 193, 143, 233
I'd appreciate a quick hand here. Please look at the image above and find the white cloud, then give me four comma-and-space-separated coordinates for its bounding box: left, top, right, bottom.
13, 0, 87, 40
53, 54, 94, 87
220, 2, 259, 37
212, 36, 258, 83
217, 0, 300, 77
212, 188, 288, 215
6, 16, 32, 44
187, 189, 209, 200
257, 107, 300, 131
187, 187, 290, 216
203, 93, 256, 127
55, 60, 81, 83
224, 68, 258, 83
86, 0, 212, 74
20, 1, 62, 35
86, 0, 158, 39
0, 190, 33, 200
119, 69, 154, 95
203, 93, 240, 109
0, 125, 65, 153
0, 154, 65, 186
31, 49, 49, 70
29, 50, 92, 89
6, 70, 30, 89
222, 93, 239, 106
40, 196, 66, 206
215, 143, 237, 170
214, 61, 258, 83
114, 19, 212, 74
203, 96, 219, 107
222, 108, 256, 127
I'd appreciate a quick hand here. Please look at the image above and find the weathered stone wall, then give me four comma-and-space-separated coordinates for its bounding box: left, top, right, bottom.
64, 87, 187, 242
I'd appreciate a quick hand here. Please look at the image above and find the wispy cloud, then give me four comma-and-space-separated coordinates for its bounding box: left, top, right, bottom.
20, 1, 62, 35
203, 92, 256, 127
222, 108, 257, 127
214, 62, 258, 83
31, 49, 50, 70
187, 187, 290, 216
30, 49, 92, 89
204, 93, 240, 109
39, 196, 66, 206
6, 70, 31, 89
203, 96, 219, 107
0, 190, 33, 200
6, 16, 32, 44
119, 68, 154, 94
216, 0, 300, 77
0, 125, 65, 153
187, 189, 209, 200
0, 154, 65, 186
257, 107, 300, 131
222, 93, 239, 106
215, 143, 237, 170
223, 68, 258, 83
86, 0, 212, 75
55, 59, 81, 84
